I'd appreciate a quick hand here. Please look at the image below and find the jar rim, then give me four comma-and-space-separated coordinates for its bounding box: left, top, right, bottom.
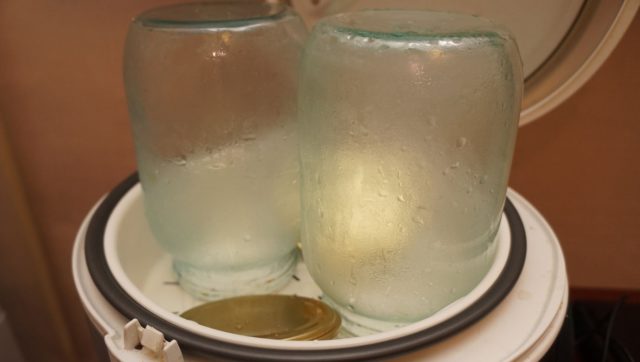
135, 1, 290, 29
315, 10, 511, 43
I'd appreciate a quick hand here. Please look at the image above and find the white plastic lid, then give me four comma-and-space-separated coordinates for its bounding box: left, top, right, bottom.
291, 0, 639, 125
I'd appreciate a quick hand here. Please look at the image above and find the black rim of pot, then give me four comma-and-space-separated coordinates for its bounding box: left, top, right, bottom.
85, 172, 527, 361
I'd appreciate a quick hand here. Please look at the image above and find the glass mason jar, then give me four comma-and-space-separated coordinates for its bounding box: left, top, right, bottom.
298, 10, 523, 334
124, 1, 306, 299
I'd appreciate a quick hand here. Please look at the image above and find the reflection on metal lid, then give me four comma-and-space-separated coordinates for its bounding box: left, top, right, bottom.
181, 294, 341, 340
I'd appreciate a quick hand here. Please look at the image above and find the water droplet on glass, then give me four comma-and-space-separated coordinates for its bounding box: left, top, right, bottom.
412, 215, 425, 225
348, 272, 356, 286
378, 189, 389, 197
428, 117, 437, 127
443, 163, 460, 175
243, 234, 252, 242
456, 137, 468, 148
450, 288, 457, 294
397, 194, 406, 202
241, 133, 257, 141
173, 155, 187, 166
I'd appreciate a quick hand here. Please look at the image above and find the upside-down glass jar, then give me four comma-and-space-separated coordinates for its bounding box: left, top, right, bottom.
124, 1, 306, 300
298, 10, 523, 335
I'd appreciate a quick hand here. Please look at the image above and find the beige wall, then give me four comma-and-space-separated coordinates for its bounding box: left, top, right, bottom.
0, 1, 637, 361
510, 14, 640, 291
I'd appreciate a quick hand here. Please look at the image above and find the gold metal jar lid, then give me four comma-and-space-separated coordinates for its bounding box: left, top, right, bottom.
181, 295, 341, 341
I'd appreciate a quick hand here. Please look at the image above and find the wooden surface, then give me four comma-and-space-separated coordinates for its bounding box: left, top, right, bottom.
0, 2, 637, 361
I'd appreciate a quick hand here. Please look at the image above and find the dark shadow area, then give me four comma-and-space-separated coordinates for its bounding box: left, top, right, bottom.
544, 293, 640, 362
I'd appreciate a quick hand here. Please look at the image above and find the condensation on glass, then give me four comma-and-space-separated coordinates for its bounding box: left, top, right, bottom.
298, 10, 523, 334
124, 1, 307, 300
